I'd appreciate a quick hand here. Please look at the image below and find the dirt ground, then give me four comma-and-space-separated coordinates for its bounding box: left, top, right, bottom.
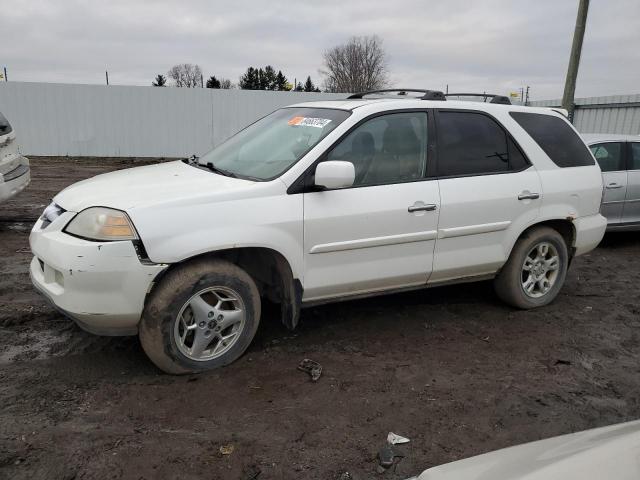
1, 157, 640, 480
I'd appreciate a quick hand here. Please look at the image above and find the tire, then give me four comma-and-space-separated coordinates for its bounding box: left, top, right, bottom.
139, 258, 261, 374
494, 226, 569, 309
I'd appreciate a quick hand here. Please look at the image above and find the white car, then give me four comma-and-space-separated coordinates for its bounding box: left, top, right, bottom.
29, 89, 606, 374
582, 134, 640, 230
409, 420, 640, 480
0, 110, 30, 202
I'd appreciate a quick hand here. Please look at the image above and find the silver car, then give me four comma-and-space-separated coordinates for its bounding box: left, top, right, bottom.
583, 134, 640, 231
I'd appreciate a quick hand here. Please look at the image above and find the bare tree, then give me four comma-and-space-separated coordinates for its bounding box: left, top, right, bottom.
321, 36, 390, 93
167, 63, 203, 87
219, 78, 233, 89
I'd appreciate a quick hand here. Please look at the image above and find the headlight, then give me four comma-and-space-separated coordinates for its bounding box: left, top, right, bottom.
64, 207, 138, 241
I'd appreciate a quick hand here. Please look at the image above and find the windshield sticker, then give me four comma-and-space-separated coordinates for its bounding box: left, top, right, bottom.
288, 116, 332, 128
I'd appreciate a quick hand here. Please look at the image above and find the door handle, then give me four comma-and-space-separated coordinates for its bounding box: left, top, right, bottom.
518, 192, 540, 200
606, 183, 623, 189
408, 204, 437, 213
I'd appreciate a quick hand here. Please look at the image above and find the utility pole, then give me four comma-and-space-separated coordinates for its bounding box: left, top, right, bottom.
3, 67, 7, 81
105, 70, 109, 85
525, 86, 530, 105
562, 0, 590, 120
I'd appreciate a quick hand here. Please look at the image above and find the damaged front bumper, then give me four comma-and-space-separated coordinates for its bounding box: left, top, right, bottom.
29, 211, 167, 336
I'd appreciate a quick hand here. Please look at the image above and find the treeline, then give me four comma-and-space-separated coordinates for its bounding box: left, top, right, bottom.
152, 64, 320, 92
151, 36, 389, 93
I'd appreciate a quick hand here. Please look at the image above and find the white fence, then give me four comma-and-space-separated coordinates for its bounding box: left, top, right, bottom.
0, 82, 346, 157
2, 82, 638, 157
530, 94, 640, 135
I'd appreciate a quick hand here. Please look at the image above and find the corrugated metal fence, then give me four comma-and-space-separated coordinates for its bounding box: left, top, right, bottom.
1, 82, 638, 157
0, 82, 346, 157
530, 94, 640, 135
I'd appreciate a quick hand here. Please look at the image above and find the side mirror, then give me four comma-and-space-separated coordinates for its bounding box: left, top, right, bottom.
314, 161, 355, 190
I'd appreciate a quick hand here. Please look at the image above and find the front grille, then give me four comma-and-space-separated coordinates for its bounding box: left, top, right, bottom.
2, 163, 29, 182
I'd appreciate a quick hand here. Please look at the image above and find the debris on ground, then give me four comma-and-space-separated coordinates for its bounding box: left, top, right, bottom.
378, 444, 395, 468
219, 444, 235, 455
243, 464, 261, 479
555, 359, 572, 366
336, 472, 353, 480
297, 358, 322, 382
387, 432, 410, 445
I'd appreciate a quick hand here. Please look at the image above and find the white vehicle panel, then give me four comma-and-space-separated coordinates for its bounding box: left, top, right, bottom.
430, 168, 541, 282
302, 181, 440, 300
413, 420, 640, 480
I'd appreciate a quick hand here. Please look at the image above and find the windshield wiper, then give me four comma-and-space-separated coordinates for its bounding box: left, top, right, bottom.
184, 155, 237, 178
202, 161, 237, 178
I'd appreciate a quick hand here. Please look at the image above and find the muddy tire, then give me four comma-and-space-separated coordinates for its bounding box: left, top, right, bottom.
139, 258, 261, 374
494, 226, 568, 309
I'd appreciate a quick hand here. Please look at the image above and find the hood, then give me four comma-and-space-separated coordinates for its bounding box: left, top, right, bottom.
414, 420, 640, 480
54, 160, 259, 212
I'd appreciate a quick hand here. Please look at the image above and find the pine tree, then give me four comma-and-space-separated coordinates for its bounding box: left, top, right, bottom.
206, 76, 222, 88
239, 67, 259, 89
152, 74, 167, 87
303, 76, 315, 92
294, 82, 304, 92
275, 70, 289, 91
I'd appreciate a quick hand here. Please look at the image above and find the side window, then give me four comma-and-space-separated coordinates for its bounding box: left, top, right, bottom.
630, 143, 640, 170
437, 111, 523, 176
510, 112, 595, 167
326, 112, 428, 186
588, 143, 624, 172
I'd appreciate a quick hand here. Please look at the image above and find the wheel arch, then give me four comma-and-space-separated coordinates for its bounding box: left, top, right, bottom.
146, 246, 302, 330
512, 218, 577, 259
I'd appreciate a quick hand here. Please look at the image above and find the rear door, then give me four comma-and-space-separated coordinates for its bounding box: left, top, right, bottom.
622, 142, 640, 225
588, 142, 627, 224
430, 110, 541, 283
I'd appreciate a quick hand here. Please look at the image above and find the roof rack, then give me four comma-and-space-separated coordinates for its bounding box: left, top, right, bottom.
444, 93, 512, 105
347, 89, 446, 101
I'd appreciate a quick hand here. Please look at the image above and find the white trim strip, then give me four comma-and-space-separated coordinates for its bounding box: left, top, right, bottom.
309, 230, 438, 254
438, 220, 511, 239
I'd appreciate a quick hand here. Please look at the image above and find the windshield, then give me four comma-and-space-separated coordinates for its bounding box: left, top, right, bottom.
198, 107, 350, 180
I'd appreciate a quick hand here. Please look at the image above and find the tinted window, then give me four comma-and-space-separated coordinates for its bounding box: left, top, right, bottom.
631, 143, 640, 170
0, 111, 12, 136
588, 143, 624, 172
437, 112, 524, 176
510, 112, 594, 167
326, 112, 428, 186
508, 137, 529, 171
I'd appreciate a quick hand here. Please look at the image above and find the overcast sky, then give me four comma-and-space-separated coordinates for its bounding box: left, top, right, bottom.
2, 0, 638, 101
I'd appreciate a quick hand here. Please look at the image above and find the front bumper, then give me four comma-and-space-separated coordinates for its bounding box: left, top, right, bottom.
29, 212, 167, 336
574, 213, 607, 256
0, 156, 30, 202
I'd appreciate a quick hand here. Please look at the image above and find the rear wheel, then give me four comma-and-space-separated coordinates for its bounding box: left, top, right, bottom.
139, 258, 261, 374
494, 226, 568, 309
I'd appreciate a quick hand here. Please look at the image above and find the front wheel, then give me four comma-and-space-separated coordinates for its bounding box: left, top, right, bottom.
494, 226, 569, 309
139, 258, 261, 374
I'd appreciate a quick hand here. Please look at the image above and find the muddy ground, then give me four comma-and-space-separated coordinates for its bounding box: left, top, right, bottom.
1, 157, 640, 480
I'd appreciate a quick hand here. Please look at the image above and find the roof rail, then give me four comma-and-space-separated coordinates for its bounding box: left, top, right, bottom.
347, 89, 446, 101
444, 93, 512, 105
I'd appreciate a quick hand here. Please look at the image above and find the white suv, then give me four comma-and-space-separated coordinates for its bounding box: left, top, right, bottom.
29, 89, 606, 374
0, 110, 30, 202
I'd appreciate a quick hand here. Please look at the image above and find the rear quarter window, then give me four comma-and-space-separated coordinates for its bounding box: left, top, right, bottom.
509, 112, 594, 168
